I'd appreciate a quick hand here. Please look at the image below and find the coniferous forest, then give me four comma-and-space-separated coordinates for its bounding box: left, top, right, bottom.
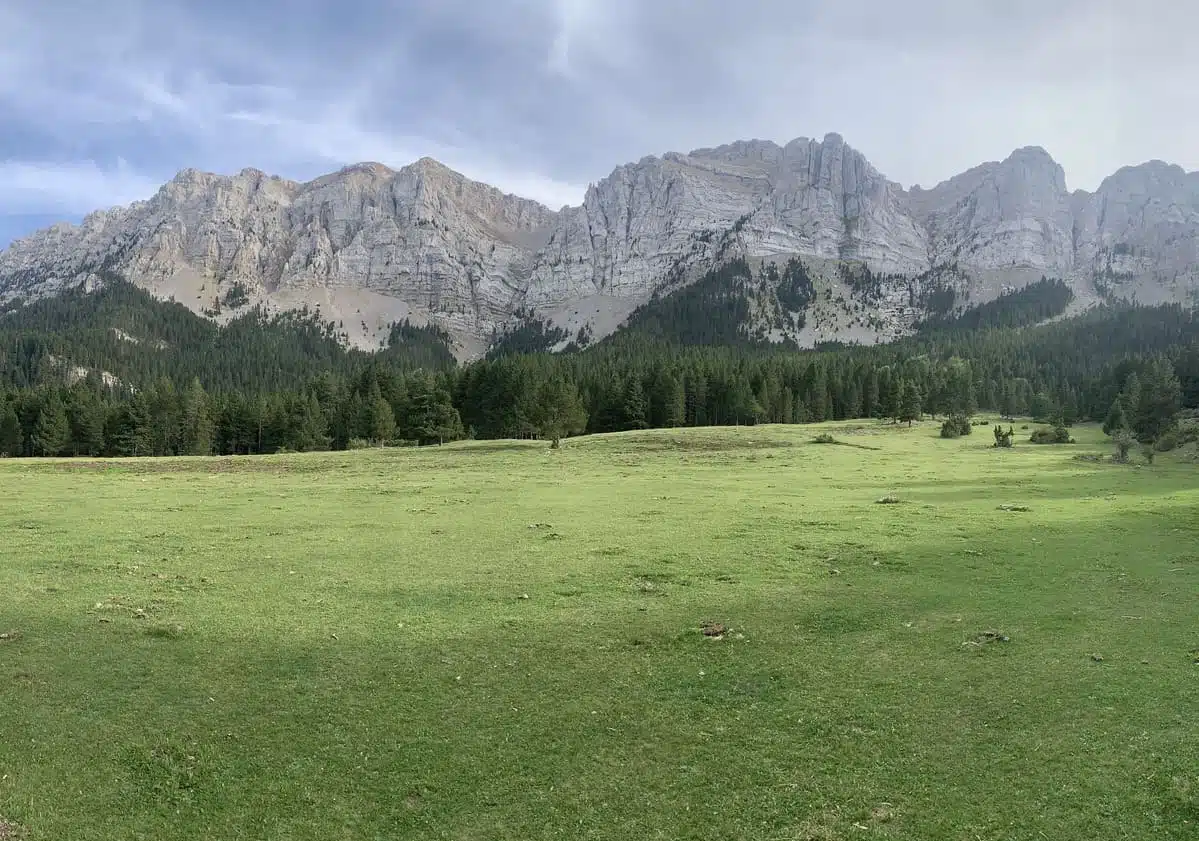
1, 272, 1197, 458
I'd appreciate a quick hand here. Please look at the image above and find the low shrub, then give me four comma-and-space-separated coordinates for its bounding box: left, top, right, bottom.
1029, 425, 1074, 445
941, 415, 973, 439
1154, 430, 1179, 452
812, 433, 837, 444
993, 425, 1015, 448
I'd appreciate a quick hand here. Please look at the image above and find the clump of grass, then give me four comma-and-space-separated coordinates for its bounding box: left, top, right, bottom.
997, 504, 1032, 512
812, 433, 838, 444
144, 623, 184, 640
875, 494, 901, 505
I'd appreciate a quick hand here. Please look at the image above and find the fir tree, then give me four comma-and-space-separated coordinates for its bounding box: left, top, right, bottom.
296, 394, 330, 451
532, 377, 588, 447
180, 378, 215, 456
621, 376, 648, 431
1132, 357, 1181, 443
33, 394, 69, 456
365, 385, 397, 445
0, 403, 22, 456
1102, 398, 1128, 436
67, 389, 106, 456
899, 380, 922, 427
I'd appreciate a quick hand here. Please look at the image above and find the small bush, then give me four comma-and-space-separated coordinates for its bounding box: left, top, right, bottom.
993, 425, 1015, 448
812, 433, 837, 444
875, 494, 901, 505
1112, 430, 1135, 463
940, 415, 972, 439
1140, 442, 1156, 465
1154, 430, 1180, 452
1029, 425, 1074, 445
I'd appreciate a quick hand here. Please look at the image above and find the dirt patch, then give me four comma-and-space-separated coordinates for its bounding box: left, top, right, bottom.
700, 621, 728, 638
963, 630, 1011, 648
0, 817, 26, 840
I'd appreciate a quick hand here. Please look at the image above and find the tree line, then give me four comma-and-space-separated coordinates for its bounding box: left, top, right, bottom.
1, 276, 1197, 458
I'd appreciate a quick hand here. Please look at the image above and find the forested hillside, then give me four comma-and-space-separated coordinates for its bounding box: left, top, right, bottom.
0, 272, 1196, 458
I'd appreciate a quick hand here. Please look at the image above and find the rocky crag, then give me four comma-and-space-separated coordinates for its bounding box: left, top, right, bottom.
2, 134, 1197, 357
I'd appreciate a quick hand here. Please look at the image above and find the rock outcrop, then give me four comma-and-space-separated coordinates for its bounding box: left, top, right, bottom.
2, 134, 1197, 355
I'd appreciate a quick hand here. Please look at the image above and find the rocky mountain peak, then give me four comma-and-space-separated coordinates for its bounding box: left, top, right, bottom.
2, 135, 1197, 357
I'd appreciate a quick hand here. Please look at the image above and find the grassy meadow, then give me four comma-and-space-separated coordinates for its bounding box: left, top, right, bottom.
0, 421, 1196, 840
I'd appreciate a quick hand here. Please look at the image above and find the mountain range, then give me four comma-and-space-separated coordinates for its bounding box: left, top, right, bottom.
2, 133, 1197, 357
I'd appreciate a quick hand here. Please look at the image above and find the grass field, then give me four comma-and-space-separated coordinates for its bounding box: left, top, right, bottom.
1, 421, 1196, 840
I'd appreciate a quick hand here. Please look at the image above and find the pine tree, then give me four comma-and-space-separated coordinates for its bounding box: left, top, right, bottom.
180, 378, 215, 456
1132, 357, 1181, 443
884, 373, 902, 422
67, 390, 106, 456
407, 374, 463, 445
365, 385, 397, 445
33, 393, 69, 456
899, 380, 922, 427
864, 371, 881, 419
621, 376, 648, 431
1121, 372, 1141, 417
0, 403, 21, 456
532, 377, 588, 447
295, 394, 329, 451
658, 373, 686, 428
1102, 398, 1128, 436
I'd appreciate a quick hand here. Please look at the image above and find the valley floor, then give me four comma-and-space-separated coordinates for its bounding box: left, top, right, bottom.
0, 422, 1196, 839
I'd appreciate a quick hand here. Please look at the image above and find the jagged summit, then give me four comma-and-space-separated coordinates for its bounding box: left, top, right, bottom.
3, 134, 1198, 358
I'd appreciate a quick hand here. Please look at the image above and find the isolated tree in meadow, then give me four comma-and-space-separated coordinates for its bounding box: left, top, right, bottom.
1102, 398, 1128, 437
1132, 357, 1181, 444
0, 403, 22, 456
532, 377, 588, 448
33, 393, 69, 456
899, 380, 922, 427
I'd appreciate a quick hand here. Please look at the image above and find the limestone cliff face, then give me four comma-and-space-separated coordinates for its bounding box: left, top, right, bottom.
2, 134, 1197, 354
907, 146, 1077, 273
0, 159, 558, 343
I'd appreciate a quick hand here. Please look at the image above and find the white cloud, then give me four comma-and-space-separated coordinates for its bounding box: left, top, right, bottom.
1, 0, 1197, 237
0, 160, 160, 215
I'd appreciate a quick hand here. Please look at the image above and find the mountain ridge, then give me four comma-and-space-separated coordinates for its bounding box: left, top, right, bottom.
3, 133, 1198, 358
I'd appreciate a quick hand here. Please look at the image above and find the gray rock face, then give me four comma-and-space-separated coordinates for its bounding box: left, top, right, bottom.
2, 134, 1198, 355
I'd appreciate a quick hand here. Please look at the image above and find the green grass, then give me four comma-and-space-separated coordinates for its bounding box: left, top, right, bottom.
1, 421, 1196, 840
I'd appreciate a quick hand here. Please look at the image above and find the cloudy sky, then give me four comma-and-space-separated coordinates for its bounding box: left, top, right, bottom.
1, 0, 1196, 247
